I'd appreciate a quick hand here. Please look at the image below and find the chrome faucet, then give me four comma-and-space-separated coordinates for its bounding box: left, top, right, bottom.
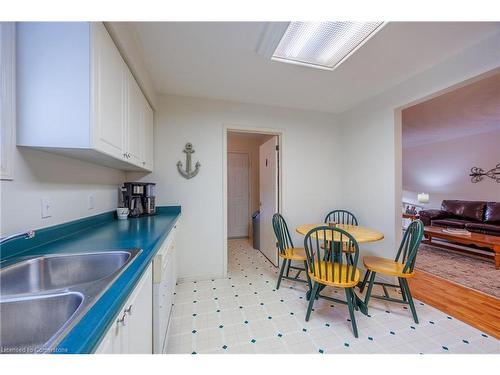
0, 230, 36, 245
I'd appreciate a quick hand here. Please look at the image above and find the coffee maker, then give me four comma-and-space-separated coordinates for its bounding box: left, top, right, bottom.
121, 182, 156, 218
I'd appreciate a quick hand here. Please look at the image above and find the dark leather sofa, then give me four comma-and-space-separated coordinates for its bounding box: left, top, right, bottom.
419, 200, 500, 236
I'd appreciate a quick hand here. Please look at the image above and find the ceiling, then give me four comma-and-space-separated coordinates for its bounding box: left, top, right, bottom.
131, 22, 500, 114
228, 131, 274, 144
402, 72, 500, 148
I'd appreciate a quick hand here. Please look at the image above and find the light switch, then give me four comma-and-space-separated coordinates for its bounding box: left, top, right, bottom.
88, 194, 95, 210
41, 198, 51, 218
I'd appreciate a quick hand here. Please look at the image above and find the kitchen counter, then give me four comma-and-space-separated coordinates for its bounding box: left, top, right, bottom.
0, 206, 181, 354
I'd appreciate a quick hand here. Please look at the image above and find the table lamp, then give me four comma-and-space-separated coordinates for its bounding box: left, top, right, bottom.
417, 193, 429, 204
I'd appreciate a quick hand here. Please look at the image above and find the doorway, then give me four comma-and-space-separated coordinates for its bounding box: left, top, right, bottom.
224, 128, 282, 273
394, 68, 500, 338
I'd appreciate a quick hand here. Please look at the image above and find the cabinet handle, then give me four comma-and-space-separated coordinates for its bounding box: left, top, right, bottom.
142, 161, 146, 165
124, 304, 133, 315
117, 313, 127, 326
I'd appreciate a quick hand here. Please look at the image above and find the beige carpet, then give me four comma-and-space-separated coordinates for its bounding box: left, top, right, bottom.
415, 243, 500, 298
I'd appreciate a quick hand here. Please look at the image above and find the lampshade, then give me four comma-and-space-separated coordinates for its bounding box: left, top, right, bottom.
417, 193, 429, 203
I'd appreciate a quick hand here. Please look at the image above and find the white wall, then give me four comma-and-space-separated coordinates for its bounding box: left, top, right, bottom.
338, 32, 500, 262
0, 148, 125, 236
403, 130, 500, 209
128, 95, 341, 281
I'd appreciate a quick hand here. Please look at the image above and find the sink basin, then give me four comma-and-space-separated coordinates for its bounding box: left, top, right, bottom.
0, 249, 141, 353
0, 292, 83, 353
0, 251, 133, 295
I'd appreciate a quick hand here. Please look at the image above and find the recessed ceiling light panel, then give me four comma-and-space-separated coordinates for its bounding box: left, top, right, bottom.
272, 22, 384, 70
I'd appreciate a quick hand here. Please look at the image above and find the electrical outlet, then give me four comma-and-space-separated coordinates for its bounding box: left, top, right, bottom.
41, 198, 51, 218
88, 194, 95, 210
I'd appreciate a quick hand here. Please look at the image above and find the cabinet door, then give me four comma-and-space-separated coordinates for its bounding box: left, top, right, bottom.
94, 313, 126, 354
126, 264, 153, 354
143, 99, 154, 171
126, 71, 145, 167
92, 23, 126, 160
94, 264, 152, 354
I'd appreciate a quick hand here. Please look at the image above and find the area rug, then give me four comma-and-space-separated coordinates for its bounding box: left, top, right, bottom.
415, 242, 500, 298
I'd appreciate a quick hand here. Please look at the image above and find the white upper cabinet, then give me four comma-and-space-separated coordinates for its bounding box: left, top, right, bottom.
143, 98, 154, 171
92, 23, 126, 161
125, 69, 145, 167
16, 22, 154, 172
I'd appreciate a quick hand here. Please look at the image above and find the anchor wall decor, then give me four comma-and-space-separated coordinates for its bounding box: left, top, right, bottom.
177, 143, 201, 179
469, 163, 500, 183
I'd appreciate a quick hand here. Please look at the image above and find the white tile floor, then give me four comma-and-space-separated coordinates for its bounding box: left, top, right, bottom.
166, 239, 500, 354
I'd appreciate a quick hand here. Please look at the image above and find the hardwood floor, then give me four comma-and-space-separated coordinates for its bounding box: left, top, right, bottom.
408, 270, 500, 339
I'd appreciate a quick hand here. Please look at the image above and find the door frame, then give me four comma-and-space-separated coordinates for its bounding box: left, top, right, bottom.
222, 124, 284, 278
227, 151, 251, 239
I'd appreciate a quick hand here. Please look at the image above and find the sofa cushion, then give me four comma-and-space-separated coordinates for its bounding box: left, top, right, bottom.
465, 222, 500, 236
484, 202, 500, 223
418, 209, 448, 226
441, 200, 486, 221
431, 218, 469, 229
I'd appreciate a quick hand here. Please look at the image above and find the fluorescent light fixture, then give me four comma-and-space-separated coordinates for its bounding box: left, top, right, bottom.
271, 22, 384, 70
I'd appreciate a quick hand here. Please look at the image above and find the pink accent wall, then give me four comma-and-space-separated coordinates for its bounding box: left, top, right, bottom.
403, 130, 500, 208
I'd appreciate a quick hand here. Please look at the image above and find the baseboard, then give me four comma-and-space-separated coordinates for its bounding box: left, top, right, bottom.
177, 272, 226, 284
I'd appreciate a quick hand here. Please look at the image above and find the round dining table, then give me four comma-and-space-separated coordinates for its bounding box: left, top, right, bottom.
295, 223, 384, 314
296, 223, 384, 243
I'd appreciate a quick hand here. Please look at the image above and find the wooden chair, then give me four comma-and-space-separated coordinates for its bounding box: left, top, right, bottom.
324, 209, 358, 226
272, 213, 311, 290
324, 210, 359, 263
359, 219, 424, 323
304, 226, 361, 338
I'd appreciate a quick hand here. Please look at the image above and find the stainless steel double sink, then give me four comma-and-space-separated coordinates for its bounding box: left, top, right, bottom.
0, 250, 141, 354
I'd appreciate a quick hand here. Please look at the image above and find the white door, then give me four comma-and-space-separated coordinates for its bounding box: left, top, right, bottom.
259, 136, 279, 266
228, 153, 250, 238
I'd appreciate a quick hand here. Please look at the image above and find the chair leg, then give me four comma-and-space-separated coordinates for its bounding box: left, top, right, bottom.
285, 259, 291, 277
345, 288, 359, 338
359, 270, 371, 293
276, 258, 287, 290
364, 271, 377, 306
305, 282, 319, 321
353, 290, 359, 311
304, 261, 312, 292
398, 277, 407, 302
401, 278, 419, 324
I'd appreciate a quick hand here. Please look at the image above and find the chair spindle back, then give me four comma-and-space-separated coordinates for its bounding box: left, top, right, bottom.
395, 219, 424, 273
304, 226, 360, 284
272, 213, 294, 256
324, 210, 358, 226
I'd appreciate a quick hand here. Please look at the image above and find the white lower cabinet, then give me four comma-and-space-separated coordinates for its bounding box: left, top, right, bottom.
95, 264, 153, 354
152, 221, 179, 353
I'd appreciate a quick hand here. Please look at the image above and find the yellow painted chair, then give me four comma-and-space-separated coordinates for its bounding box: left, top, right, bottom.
359, 220, 424, 323
323, 210, 359, 261
272, 213, 312, 290
304, 226, 361, 338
